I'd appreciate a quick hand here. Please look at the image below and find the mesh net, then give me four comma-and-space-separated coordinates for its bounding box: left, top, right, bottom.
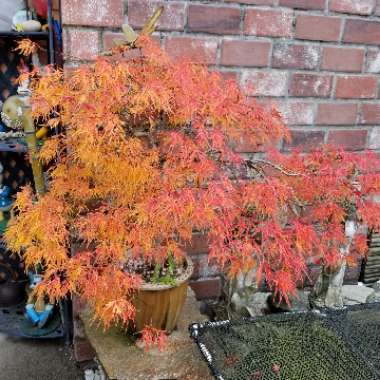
190, 303, 380, 380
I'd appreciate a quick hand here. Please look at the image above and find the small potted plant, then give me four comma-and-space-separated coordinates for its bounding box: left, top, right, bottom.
5, 33, 380, 349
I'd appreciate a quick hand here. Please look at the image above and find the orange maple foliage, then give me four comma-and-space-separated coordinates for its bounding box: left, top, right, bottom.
4, 37, 380, 336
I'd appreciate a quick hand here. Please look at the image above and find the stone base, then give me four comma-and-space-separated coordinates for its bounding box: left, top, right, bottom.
79, 288, 212, 380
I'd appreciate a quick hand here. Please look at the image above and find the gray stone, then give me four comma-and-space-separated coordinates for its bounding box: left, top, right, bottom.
245, 292, 271, 317
367, 292, 380, 303
269, 290, 311, 313
342, 285, 375, 305
371, 280, 380, 292
80, 288, 212, 380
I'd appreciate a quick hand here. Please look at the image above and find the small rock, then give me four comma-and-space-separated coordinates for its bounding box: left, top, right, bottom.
245, 292, 271, 317
83, 366, 106, 380
342, 285, 375, 305
371, 280, 380, 292
367, 292, 380, 303
268, 290, 310, 313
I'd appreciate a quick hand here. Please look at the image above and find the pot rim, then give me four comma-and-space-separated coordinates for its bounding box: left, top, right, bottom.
138, 256, 193, 291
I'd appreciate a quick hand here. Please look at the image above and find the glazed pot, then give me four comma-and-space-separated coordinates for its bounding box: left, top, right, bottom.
0, 261, 26, 306
133, 257, 193, 333
0, 281, 26, 307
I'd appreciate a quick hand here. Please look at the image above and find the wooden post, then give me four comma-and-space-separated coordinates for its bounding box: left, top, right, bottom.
22, 107, 46, 197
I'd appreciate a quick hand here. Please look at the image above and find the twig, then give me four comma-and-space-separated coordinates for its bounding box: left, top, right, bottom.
142, 6, 164, 36
246, 159, 302, 177
101, 6, 164, 56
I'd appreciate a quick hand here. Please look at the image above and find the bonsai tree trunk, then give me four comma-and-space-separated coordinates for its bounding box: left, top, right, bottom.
225, 269, 257, 317
311, 220, 357, 308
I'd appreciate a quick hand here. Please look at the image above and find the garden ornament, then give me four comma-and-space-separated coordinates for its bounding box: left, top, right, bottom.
1, 93, 46, 195
0, 95, 26, 140
25, 272, 54, 328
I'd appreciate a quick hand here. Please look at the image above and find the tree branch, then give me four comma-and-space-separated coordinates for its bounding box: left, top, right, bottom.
245, 159, 302, 177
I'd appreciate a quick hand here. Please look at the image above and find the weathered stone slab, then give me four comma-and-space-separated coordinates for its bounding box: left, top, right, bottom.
80, 288, 212, 380
342, 284, 375, 305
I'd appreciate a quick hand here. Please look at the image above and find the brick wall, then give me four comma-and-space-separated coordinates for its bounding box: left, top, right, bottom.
61, 0, 380, 299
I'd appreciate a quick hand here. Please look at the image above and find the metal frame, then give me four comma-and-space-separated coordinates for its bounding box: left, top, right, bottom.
190, 303, 380, 380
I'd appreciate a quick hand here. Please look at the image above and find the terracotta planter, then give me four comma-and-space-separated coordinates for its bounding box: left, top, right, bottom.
133, 257, 193, 333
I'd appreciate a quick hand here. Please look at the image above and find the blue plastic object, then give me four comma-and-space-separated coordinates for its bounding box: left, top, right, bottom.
37, 304, 54, 328
25, 303, 54, 328
0, 122, 8, 133
25, 304, 39, 325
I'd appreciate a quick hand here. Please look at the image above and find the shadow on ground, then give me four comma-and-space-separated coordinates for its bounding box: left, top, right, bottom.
0, 333, 82, 380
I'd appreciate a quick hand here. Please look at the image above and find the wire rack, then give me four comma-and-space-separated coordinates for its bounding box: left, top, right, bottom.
190, 303, 380, 380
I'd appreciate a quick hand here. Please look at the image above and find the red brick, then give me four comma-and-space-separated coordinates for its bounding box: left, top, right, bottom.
244, 9, 293, 38
275, 101, 315, 125
73, 336, 96, 362
367, 49, 380, 73
217, 71, 239, 82
233, 132, 264, 152
67, 28, 99, 61
127, 0, 186, 31
329, 0, 376, 15
272, 43, 320, 70
360, 103, 380, 124
283, 130, 325, 152
188, 5, 241, 35
102, 33, 146, 57
72, 296, 95, 362
327, 130, 368, 151
306, 263, 360, 286
190, 254, 219, 280
343, 20, 380, 45
344, 264, 361, 285
316, 103, 358, 125
183, 233, 210, 256
369, 128, 380, 149
104, 33, 161, 53
103, 32, 125, 51
226, 0, 274, 4
164, 36, 218, 65
190, 278, 221, 299
296, 15, 342, 42
62, 0, 123, 27
321, 47, 364, 72
335, 76, 378, 99
279, 0, 325, 10
289, 73, 332, 97
221, 39, 271, 67
241, 70, 289, 97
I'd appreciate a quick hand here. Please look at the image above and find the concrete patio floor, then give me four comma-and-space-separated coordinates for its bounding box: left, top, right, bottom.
0, 333, 82, 380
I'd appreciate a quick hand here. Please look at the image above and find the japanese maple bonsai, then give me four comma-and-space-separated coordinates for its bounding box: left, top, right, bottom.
5, 35, 380, 346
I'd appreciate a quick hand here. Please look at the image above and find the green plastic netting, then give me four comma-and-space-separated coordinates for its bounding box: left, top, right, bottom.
190, 303, 380, 380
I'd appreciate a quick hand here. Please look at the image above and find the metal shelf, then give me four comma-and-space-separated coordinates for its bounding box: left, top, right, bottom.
0, 31, 49, 39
